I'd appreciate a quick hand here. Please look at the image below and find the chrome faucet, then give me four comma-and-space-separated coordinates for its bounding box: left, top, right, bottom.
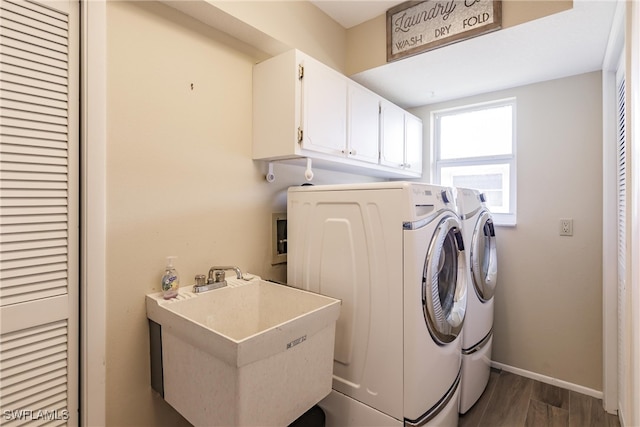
193, 266, 244, 293
207, 266, 243, 283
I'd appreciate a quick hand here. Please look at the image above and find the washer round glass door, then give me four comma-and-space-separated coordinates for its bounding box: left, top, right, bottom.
471, 212, 498, 302
422, 216, 467, 345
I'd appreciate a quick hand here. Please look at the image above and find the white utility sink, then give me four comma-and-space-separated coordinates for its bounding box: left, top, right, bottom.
146, 276, 340, 427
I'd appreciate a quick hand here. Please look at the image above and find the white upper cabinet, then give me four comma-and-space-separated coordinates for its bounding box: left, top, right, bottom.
380, 100, 405, 168
380, 99, 422, 176
348, 82, 381, 164
253, 49, 421, 178
404, 113, 423, 174
300, 55, 348, 156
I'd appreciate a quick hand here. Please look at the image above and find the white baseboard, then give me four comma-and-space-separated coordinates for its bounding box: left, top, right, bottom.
490, 361, 603, 400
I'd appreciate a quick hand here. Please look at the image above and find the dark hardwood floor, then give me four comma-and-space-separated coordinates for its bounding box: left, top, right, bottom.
458, 369, 620, 427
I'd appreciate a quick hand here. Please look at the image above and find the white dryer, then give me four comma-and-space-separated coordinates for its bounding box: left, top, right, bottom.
455, 187, 498, 414
287, 182, 467, 426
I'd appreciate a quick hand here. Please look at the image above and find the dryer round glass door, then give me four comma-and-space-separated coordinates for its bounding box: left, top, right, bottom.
471, 212, 498, 302
422, 216, 467, 345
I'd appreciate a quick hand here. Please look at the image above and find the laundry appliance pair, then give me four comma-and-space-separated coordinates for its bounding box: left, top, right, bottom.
287, 181, 468, 426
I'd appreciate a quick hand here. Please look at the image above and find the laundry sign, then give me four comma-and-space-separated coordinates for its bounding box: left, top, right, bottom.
387, 0, 502, 62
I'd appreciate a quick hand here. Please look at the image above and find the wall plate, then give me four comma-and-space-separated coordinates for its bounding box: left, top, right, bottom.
560, 218, 573, 236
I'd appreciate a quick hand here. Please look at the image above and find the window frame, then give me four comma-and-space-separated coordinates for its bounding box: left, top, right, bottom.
432, 98, 517, 226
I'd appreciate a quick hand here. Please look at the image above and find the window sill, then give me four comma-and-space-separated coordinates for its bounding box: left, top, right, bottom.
492, 213, 516, 227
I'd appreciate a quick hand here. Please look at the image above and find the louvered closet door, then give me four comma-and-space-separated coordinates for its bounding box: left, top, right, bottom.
616, 56, 628, 424
0, 0, 78, 425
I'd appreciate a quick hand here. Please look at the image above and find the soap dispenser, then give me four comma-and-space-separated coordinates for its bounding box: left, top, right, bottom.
161, 256, 180, 299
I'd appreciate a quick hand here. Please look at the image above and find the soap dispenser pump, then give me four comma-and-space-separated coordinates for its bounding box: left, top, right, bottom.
161, 256, 179, 299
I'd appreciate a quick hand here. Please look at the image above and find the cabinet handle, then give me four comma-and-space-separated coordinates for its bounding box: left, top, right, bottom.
350, 149, 356, 156
405, 163, 411, 169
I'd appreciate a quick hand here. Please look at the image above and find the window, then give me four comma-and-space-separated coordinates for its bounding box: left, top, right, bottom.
433, 99, 516, 225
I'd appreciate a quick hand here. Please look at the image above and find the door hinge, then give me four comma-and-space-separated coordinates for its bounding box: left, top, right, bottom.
298, 64, 304, 80
298, 127, 303, 143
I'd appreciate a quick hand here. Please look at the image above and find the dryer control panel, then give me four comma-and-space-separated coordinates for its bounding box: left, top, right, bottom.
406, 184, 455, 223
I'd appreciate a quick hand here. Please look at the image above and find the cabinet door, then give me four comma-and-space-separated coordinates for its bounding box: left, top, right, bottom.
404, 113, 423, 174
380, 100, 405, 168
347, 84, 380, 164
301, 57, 347, 155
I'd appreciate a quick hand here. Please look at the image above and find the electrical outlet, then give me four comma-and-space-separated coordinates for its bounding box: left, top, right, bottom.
560, 218, 573, 236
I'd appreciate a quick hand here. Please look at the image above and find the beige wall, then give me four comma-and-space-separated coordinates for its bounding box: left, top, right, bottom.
345, 0, 573, 75
411, 71, 604, 391
105, 2, 374, 425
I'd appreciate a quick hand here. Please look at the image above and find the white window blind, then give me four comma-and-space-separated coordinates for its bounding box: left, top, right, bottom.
0, 0, 78, 424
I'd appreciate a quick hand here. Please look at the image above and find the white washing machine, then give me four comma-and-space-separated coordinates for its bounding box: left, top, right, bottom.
287, 182, 467, 426
455, 187, 498, 414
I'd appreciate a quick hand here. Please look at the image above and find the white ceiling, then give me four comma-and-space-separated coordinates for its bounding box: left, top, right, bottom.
313, 0, 618, 108
311, 0, 403, 29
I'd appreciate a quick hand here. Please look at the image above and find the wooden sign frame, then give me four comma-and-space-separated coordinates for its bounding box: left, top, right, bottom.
387, 0, 502, 62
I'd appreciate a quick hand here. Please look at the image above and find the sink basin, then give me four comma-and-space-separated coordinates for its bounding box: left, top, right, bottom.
146, 277, 340, 426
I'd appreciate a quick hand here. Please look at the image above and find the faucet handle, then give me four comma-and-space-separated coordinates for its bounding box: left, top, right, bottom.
213, 270, 225, 283
207, 266, 243, 283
